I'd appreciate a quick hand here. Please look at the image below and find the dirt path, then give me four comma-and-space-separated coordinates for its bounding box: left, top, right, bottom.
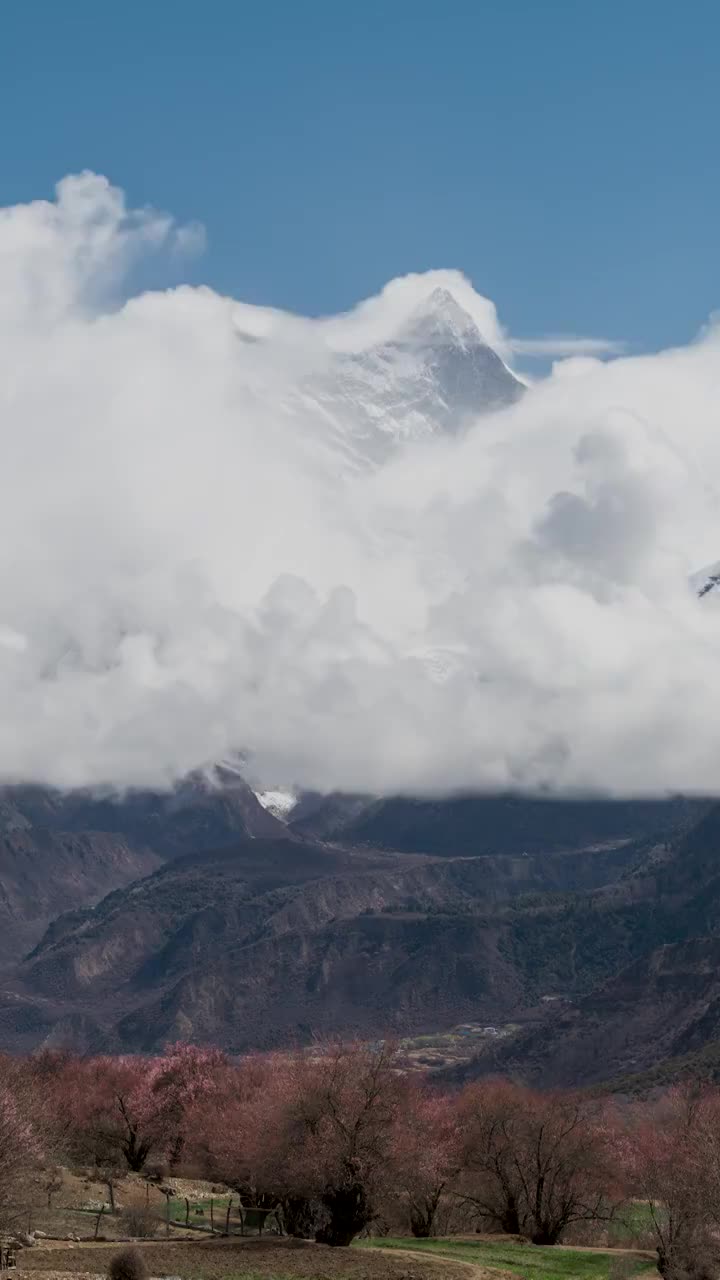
555, 1244, 654, 1259
367, 1245, 518, 1280
15, 1236, 494, 1280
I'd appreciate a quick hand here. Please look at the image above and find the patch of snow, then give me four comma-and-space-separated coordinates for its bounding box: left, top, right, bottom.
256, 789, 298, 821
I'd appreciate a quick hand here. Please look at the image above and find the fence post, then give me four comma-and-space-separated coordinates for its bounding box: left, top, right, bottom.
224, 1197, 232, 1236
185, 1199, 190, 1228
165, 1191, 171, 1238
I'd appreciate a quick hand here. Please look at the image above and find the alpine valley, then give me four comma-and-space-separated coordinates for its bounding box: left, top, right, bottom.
2, 284, 719, 1091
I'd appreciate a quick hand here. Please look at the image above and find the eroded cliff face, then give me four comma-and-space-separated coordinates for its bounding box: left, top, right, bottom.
0, 825, 652, 1055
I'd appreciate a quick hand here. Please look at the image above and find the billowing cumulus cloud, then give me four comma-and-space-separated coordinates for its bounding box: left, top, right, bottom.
2, 172, 720, 797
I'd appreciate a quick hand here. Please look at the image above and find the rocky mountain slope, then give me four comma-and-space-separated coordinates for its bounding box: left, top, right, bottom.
0, 829, 162, 969
290, 791, 705, 855
0, 769, 288, 969
0, 770, 718, 1075
442, 802, 720, 1088
0, 810, 689, 1055
0, 766, 287, 852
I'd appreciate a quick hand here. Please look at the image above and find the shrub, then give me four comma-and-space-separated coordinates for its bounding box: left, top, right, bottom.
108, 1246, 149, 1280
119, 1207, 158, 1239
657, 1234, 720, 1280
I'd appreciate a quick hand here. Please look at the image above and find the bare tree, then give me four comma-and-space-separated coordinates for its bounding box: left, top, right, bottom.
393, 1086, 463, 1237
44, 1166, 64, 1210
625, 1085, 720, 1280
457, 1081, 614, 1245
0, 1078, 43, 1231
456, 1080, 528, 1235
283, 1040, 404, 1246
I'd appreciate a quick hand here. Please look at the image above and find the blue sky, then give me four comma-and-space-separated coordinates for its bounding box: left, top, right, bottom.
0, 0, 716, 354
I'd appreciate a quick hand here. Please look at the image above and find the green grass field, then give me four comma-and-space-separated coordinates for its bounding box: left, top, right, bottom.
358, 1236, 658, 1280
608, 1202, 657, 1248
168, 1195, 233, 1226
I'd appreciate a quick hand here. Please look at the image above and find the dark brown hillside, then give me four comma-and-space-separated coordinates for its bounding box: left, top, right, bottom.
20, 838, 378, 996
2, 777, 720, 1075
0, 834, 647, 1053
116, 909, 524, 1051
443, 802, 720, 1088
459, 936, 720, 1089
293, 791, 708, 855
0, 772, 289, 970
0, 829, 163, 966
0, 768, 288, 854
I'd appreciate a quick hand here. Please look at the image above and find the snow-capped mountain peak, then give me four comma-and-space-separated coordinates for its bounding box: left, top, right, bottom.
291, 286, 524, 472
396, 286, 487, 350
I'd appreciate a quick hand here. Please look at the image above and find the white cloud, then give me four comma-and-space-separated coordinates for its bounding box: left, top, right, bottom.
313, 269, 508, 355
230, 268, 508, 357
0, 173, 190, 329
1, 173, 720, 797
511, 335, 627, 358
